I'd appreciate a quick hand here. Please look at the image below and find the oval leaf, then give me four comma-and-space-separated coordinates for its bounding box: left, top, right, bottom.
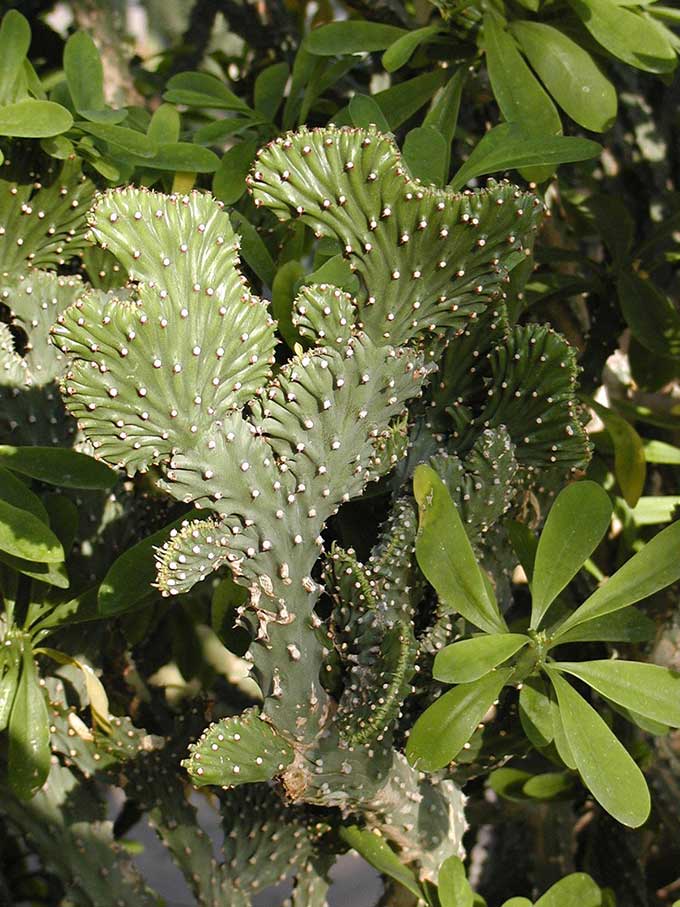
519, 675, 555, 747
403, 125, 448, 186
414, 464, 506, 635
213, 138, 259, 205
450, 124, 601, 191
8, 644, 50, 799
530, 480, 612, 629
0, 499, 64, 562
0, 446, 116, 490
64, 31, 106, 114
0, 99, 73, 138
406, 668, 511, 771
535, 873, 603, 907
547, 668, 651, 827
306, 22, 407, 55
434, 634, 529, 684
589, 399, 646, 507
511, 22, 617, 131
0, 10, 31, 105
554, 660, 680, 727
438, 856, 474, 907
382, 25, 440, 72
339, 826, 423, 899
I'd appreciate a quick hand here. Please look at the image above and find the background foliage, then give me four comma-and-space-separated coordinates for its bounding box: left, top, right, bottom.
0, 1, 679, 906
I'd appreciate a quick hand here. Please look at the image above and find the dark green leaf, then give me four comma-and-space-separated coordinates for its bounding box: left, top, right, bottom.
0, 100, 73, 138
0, 446, 116, 490
305, 254, 359, 294
555, 520, 680, 638
554, 660, 680, 727
519, 675, 554, 747
438, 855, 474, 907
8, 643, 50, 799
450, 124, 601, 191
99, 512, 198, 616
523, 771, 574, 800
489, 767, 533, 801
147, 104, 180, 143
339, 825, 423, 899
553, 607, 655, 644
547, 668, 650, 827
434, 634, 529, 684
568, 0, 676, 74
0, 643, 20, 731
212, 139, 259, 205
531, 481, 612, 629
254, 62, 289, 121
414, 464, 506, 635
511, 22, 617, 132
617, 270, 680, 359
231, 213, 276, 287
483, 11, 561, 135
423, 66, 466, 178
163, 71, 251, 111
349, 94, 390, 132
78, 122, 156, 158
403, 125, 448, 186
63, 32, 106, 115
306, 22, 407, 55
382, 25, 440, 72
142, 143, 220, 173
0, 10, 31, 106
373, 70, 447, 130
0, 467, 47, 523
0, 499, 63, 563
272, 260, 306, 350
406, 668, 512, 771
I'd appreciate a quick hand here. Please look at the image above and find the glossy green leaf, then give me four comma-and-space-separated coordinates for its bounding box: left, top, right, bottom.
0, 499, 64, 563
530, 481, 612, 629
349, 94, 390, 131
519, 675, 554, 747
0, 99, 73, 137
535, 873, 603, 907
0, 467, 47, 523
403, 125, 448, 186
556, 519, 680, 638
272, 260, 305, 350
142, 143, 220, 173
617, 270, 680, 359
339, 826, 423, 899
254, 62, 289, 121
628, 495, 680, 525
434, 634, 529, 684
483, 11, 561, 135
523, 771, 574, 800
0, 10, 30, 105
551, 695, 577, 770
382, 25, 440, 72
99, 511, 198, 616
547, 668, 650, 827
8, 644, 50, 799
63, 32, 106, 115
589, 399, 646, 507
231, 212, 276, 286
568, 0, 676, 74
438, 855, 474, 907
212, 138, 259, 205
511, 22, 616, 131
372, 70, 447, 130
553, 607, 655, 644
423, 66, 466, 177
450, 124, 601, 191
163, 71, 251, 111
406, 668, 512, 771
414, 464, 506, 635
554, 660, 680, 727
0, 644, 20, 731
0, 446, 116, 490
489, 767, 532, 801
306, 22, 406, 55
78, 122, 156, 157
147, 103, 180, 143
0, 551, 69, 589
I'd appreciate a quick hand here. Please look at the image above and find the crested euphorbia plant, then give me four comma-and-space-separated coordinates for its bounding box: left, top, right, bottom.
407, 467, 680, 828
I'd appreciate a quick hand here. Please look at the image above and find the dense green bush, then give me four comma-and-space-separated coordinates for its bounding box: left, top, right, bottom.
0, 2, 679, 905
